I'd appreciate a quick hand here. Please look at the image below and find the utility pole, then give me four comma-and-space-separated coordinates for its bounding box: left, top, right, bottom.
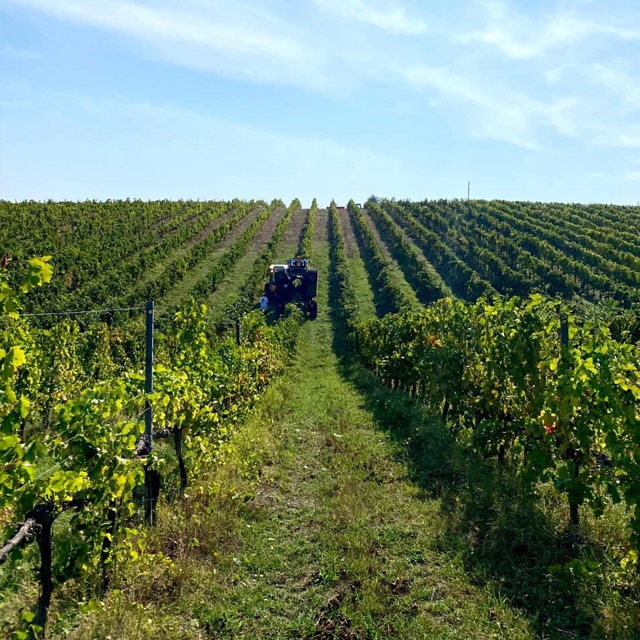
467, 181, 471, 202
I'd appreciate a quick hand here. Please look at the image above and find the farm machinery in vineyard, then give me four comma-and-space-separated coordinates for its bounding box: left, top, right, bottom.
265, 257, 318, 319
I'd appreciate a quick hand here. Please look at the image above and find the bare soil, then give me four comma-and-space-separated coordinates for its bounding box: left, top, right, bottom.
337, 208, 359, 259
360, 209, 392, 259
282, 208, 308, 247
253, 206, 287, 247
313, 209, 329, 245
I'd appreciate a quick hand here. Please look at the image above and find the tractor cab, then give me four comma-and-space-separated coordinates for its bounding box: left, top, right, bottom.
287, 257, 309, 278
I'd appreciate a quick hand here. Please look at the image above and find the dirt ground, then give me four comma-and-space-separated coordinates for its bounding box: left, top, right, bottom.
252, 206, 287, 247
282, 208, 308, 248
337, 207, 359, 258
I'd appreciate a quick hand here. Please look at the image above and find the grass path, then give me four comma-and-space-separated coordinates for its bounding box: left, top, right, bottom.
178, 210, 535, 639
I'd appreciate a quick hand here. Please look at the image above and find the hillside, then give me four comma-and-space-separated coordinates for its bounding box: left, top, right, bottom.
1, 199, 640, 639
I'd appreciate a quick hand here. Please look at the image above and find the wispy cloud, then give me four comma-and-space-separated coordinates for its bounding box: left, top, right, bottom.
312, 0, 427, 35
7, 0, 329, 89
2, 43, 40, 59
403, 64, 576, 149
624, 170, 640, 182
588, 64, 640, 112
6, 0, 640, 158
457, 0, 640, 59
1, 90, 418, 200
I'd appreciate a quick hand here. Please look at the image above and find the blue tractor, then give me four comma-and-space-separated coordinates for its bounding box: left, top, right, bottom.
265, 257, 318, 319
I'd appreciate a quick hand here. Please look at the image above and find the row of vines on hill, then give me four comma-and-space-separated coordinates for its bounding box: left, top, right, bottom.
386, 198, 640, 325
161, 203, 275, 320
347, 202, 411, 315
382, 200, 495, 300
3, 202, 239, 316
0, 201, 305, 637
333, 200, 640, 565
365, 201, 450, 304
299, 198, 317, 260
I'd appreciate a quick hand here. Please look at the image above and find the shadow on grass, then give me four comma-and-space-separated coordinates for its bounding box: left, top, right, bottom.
326, 242, 635, 640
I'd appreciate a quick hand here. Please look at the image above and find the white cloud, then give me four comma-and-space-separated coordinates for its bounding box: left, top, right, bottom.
624, 170, 640, 182
399, 3, 640, 152
7, 0, 640, 158
588, 64, 640, 112
313, 0, 427, 35
7, 0, 329, 90
1, 90, 418, 201
2, 44, 40, 59
10, 0, 298, 56
558, 64, 640, 149
404, 64, 577, 149
457, 0, 640, 59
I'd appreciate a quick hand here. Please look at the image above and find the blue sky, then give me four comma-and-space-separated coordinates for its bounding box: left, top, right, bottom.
1, 0, 640, 204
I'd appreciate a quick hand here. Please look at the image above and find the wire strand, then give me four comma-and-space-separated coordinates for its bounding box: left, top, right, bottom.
5, 453, 76, 498
41, 391, 148, 451
4, 305, 146, 319
9, 405, 151, 498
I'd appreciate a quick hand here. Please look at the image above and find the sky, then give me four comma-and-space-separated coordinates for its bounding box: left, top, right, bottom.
1, 0, 640, 204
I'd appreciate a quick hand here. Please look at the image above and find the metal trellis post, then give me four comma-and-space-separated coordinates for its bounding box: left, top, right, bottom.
144, 300, 159, 525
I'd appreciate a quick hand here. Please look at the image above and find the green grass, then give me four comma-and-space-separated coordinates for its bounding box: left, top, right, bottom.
205, 250, 258, 322
346, 256, 376, 320
271, 242, 299, 266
